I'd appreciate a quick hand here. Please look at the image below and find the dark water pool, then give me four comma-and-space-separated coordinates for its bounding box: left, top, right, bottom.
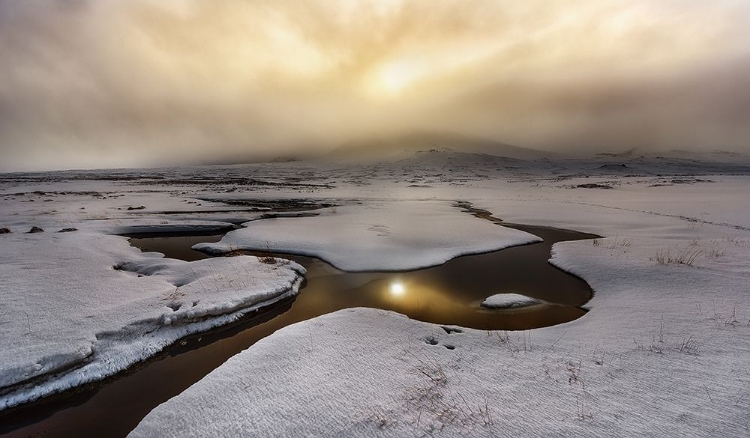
0, 212, 598, 438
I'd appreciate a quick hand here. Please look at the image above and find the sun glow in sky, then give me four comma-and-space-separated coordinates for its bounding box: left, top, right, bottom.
373, 61, 420, 95
1, 0, 749, 171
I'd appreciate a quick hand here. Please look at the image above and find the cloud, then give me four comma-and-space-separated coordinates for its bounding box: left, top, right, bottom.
0, 0, 749, 170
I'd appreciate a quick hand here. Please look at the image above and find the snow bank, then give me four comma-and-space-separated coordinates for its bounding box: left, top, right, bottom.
0, 231, 305, 409
481, 293, 541, 308
194, 201, 541, 271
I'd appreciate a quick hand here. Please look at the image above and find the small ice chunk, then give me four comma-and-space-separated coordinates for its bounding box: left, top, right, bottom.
481, 293, 541, 309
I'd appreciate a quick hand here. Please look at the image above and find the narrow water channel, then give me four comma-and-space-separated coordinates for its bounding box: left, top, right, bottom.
0, 211, 598, 438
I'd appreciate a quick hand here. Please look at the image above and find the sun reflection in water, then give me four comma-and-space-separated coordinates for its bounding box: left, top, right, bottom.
389, 281, 405, 296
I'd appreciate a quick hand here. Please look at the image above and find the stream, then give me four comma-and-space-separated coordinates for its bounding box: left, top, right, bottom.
0, 207, 598, 437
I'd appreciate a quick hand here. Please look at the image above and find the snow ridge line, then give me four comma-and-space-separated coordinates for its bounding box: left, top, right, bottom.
560, 200, 750, 232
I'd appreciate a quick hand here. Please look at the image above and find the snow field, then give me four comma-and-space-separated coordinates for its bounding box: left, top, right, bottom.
2, 158, 749, 436
132, 180, 750, 437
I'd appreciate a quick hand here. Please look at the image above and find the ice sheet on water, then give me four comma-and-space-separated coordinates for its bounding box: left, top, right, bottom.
0, 231, 305, 409
194, 201, 541, 271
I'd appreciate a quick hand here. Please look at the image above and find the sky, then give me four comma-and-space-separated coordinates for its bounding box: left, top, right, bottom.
1, 0, 749, 171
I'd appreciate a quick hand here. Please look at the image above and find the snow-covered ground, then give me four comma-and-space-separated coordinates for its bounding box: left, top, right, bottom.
130, 174, 750, 436
1, 151, 750, 435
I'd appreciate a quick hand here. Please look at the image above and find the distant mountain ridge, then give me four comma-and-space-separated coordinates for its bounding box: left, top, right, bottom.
322, 131, 555, 163
595, 147, 750, 164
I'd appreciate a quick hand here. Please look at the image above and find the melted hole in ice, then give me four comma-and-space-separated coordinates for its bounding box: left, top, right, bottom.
166, 303, 181, 312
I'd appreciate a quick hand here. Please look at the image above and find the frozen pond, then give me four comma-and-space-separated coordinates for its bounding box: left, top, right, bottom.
1, 221, 597, 437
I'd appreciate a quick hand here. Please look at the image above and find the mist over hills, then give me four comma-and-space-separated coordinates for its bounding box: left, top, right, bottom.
195, 131, 550, 166
323, 132, 555, 162
299, 132, 750, 171
6, 129, 748, 174
310, 132, 750, 176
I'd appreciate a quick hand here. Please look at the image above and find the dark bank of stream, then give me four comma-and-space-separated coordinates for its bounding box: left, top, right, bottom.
0, 206, 599, 438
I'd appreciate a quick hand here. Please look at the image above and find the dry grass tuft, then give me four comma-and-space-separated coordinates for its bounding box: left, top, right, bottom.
651, 246, 703, 266
607, 238, 632, 249
257, 254, 277, 265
